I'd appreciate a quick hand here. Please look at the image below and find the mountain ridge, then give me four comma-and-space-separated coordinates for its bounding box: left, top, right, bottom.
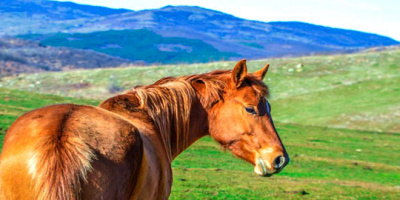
0, 0, 399, 70
0, 0, 131, 20
0, 37, 133, 76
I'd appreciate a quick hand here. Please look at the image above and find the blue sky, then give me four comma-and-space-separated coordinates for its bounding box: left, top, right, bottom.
56, 0, 400, 41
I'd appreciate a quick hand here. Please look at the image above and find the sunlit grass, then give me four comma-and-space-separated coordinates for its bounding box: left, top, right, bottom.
1, 48, 399, 132
0, 48, 399, 198
170, 124, 400, 199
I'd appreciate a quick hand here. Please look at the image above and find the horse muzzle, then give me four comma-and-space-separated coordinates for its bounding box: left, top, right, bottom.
254, 153, 289, 177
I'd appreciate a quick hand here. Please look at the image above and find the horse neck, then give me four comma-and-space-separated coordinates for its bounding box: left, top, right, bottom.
170, 98, 209, 159
100, 74, 226, 163
149, 85, 208, 162
131, 81, 209, 162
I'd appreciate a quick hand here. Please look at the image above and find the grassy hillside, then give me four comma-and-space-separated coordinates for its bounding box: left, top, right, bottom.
18, 30, 238, 64
171, 125, 400, 199
2, 47, 399, 133
0, 37, 132, 76
0, 89, 398, 199
0, 48, 399, 198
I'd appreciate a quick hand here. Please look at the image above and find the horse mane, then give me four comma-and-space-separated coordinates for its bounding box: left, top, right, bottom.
124, 70, 228, 159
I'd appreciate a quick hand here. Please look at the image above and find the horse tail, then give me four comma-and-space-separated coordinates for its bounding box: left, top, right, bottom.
31, 132, 94, 200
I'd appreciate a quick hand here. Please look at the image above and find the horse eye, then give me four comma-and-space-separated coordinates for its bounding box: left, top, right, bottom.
245, 107, 257, 115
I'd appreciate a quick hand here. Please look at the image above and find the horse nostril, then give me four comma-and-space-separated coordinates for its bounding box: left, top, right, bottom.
273, 156, 286, 170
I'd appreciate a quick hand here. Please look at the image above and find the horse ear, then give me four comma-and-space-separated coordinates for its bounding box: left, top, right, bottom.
253, 63, 270, 80
232, 59, 247, 87
191, 79, 206, 97
191, 79, 209, 108
191, 79, 222, 109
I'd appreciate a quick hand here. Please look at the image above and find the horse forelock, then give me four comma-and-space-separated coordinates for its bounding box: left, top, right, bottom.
244, 75, 270, 98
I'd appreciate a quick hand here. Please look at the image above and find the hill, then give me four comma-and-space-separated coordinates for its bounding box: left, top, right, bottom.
18, 29, 238, 64
0, 79, 399, 199
0, 0, 130, 35
1, 47, 399, 133
93, 6, 397, 59
0, 1, 398, 65
1, 48, 399, 198
0, 37, 133, 76
0, 0, 130, 19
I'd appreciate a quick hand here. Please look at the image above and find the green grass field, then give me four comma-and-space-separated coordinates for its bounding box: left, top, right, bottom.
0, 48, 399, 198
171, 125, 400, 199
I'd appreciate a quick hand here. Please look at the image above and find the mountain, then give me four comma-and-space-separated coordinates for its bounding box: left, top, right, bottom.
0, 37, 132, 76
0, 0, 130, 35
0, 0, 130, 19
76, 6, 397, 57
1, 1, 399, 66
18, 29, 238, 64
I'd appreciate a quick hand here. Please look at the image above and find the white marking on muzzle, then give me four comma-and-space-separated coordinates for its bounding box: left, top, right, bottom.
259, 158, 267, 175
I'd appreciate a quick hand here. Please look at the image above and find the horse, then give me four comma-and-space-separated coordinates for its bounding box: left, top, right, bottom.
0, 59, 289, 199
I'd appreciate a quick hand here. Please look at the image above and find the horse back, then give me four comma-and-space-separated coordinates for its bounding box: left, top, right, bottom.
0, 104, 143, 200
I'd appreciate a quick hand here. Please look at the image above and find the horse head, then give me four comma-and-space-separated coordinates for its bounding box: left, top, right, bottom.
206, 59, 289, 176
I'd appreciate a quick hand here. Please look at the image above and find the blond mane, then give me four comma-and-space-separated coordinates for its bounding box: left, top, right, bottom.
125, 71, 227, 160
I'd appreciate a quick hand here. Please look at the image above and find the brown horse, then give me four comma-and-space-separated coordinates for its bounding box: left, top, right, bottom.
0, 60, 289, 199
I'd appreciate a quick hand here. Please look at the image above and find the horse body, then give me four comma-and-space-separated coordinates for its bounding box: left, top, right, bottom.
0, 60, 289, 199
0, 104, 143, 199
